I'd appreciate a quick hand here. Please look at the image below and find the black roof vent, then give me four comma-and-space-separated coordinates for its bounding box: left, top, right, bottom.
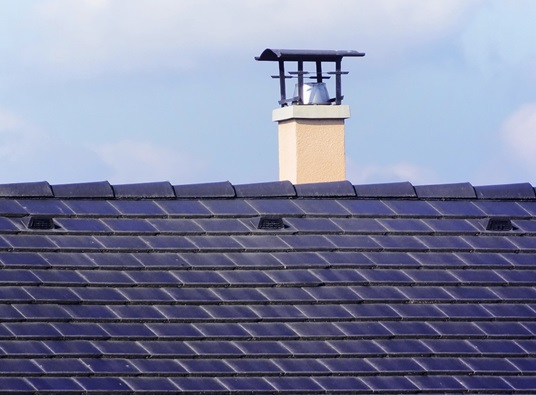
486, 217, 513, 231
28, 216, 56, 230
258, 216, 287, 230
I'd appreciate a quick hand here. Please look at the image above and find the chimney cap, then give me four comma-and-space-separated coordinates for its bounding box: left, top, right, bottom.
255, 48, 365, 107
255, 48, 365, 62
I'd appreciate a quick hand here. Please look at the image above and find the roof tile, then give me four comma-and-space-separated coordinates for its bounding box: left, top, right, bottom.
415, 182, 476, 199
173, 181, 235, 198
354, 181, 416, 198
234, 180, 295, 197
475, 182, 536, 200
112, 181, 175, 199
51, 181, 114, 198
0, 181, 52, 198
294, 180, 355, 197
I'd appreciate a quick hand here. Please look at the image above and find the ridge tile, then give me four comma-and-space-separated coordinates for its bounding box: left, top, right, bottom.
294, 180, 356, 197
0, 182, 52, 198
415, 182, 476, 199
173, 181, 235, 198
234, 180, 295, 198
475, 182, 536, 200
51, 181, 114, 198
112, 181, 175, 199
354, 181, 416, 198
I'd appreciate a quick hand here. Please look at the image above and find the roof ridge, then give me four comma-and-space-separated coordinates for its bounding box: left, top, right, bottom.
0, 180, 534, 200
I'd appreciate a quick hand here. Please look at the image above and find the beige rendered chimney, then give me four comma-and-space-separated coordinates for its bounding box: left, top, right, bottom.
273, 104, 350, 184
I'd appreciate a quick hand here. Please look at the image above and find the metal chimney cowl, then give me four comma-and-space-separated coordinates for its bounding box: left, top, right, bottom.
294, 83, 331, 105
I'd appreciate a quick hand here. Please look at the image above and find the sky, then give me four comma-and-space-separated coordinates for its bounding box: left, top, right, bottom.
1, 0, 536, 187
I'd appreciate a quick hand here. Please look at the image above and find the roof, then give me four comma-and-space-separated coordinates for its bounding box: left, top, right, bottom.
1, 179, 536, 393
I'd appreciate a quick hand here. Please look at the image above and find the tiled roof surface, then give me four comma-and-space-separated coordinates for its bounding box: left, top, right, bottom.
1, 179, 536, 393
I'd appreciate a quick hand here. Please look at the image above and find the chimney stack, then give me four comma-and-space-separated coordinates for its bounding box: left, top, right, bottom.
256, 49, 365, 184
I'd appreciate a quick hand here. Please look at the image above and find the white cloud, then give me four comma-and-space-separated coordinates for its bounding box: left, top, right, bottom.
501, 103, 536, 168
461, 0, 536, 77
16, 0, 477, 78
93, 139, 206, 184
347, 158, 438, 185
0, 108, 206, 184
0, 109, 47, 162
0, 108, 105, 183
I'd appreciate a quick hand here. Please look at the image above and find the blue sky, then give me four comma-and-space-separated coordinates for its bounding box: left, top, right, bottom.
1, 0, 536, 186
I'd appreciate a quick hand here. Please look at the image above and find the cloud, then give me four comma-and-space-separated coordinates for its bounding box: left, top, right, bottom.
12, 0, 477, 78
0, 109, 48, 163
347, 158, 438, 185
501, 103, 536, 168
93, 139, 207, 184
0, 108, 107, 183
461, 1, 536, 77
0, 108, 206, 184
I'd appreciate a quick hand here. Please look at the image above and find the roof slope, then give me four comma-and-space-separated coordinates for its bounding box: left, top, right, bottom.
1, 179, 536, 393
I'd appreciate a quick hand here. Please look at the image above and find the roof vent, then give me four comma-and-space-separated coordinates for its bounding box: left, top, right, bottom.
486, 217, 513, 231
28, 216, 56, 230
257, 216, 287, 230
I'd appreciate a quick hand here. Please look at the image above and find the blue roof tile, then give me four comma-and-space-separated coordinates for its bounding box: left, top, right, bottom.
34, 358, 91, 373
314, 376, 369, 391
44, 340, 101, 355
219, 377, 275, 391
245, 198, 304, 215
129, 358, 184, 373
336, 198, 395, 215
186, 340, 243, 355
413, 356, 471, 372
233, 340, 289, 355
102, 218, 157, 233
75, 377, 130, 391
0, 199, 27, 215
122, 377, 178, 392
62, 199, 121, 216
409, 375, 465, 391
361, 376, 418, 391
28, 377, 83, 392
282, 340, 339, 355
172, 377, 227, 392
267, 376, 324, 391
156, 199, 212, 216
504, 376, 536, 391
292, 199, 350, 215
110, 199, 167, 215
241, 322, 297, 339
2, 234, 55, 250
226, 358, 282, 372
455, 375, 513, 391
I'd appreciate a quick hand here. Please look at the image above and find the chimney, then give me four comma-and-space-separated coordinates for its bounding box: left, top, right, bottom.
256, 49, 365, 184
